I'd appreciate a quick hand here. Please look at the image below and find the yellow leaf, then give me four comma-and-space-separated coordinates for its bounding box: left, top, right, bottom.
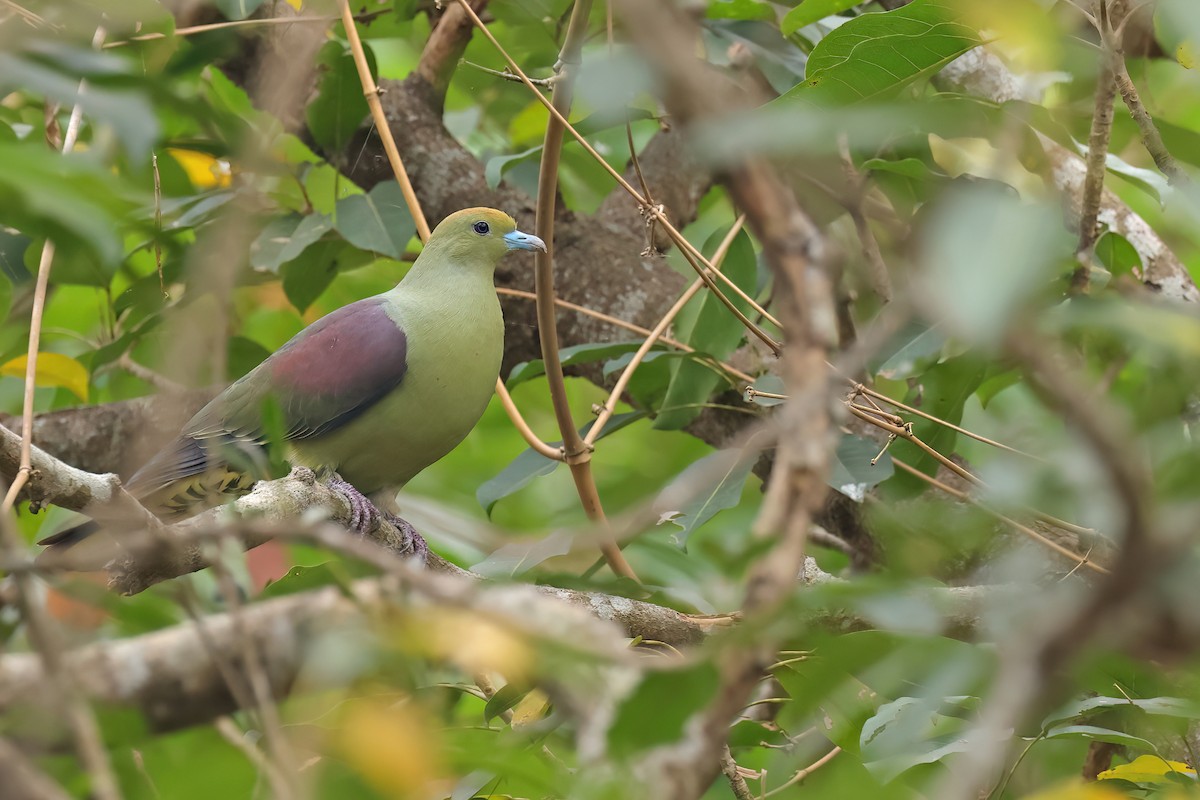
1, 353, 89, 401
928, 134, 1045, 200
1178, 41, 1196, 70
511, 688, 551, 728
1098, 754, 1196, 784
338, 699, 443, 798
166, 147, 232, 189
400, 607, 534, 681
285, 0, 301, 9
1019, 779, 1128, 800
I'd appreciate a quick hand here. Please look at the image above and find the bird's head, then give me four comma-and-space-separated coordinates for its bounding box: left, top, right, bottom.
426, 207, 546, 264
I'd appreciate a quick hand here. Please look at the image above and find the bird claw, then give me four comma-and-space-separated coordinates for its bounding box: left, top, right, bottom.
326, 476, 427, 565
383, 511, 428, 565
328, 475, 379, 535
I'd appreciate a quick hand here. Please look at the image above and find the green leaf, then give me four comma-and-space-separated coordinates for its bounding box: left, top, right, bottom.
869, 320, 945, 379
334, 181, 416, 259
249, 213, 333, 272
213, 0, 265, 20
485, 145, 542, 190
1044, 695, 1200, 729
654, 227, 756, 430
782, 0, 982, 105
0, 47, 159, 159
861, 156, 949, 182
484, 109, 657, 189
608, 662, 720, 759
473, 531, 574, 578
657, 446, 757, 549
507, 341, 653, 389
0, 271, 15, 323
1042, 724, 1156, 751
281, 240, 342, 313
975, 369, 1019, 409
307, 40, 373, 154
475, 447, 559, 518
1103, 150, 1171, 205
860, 696, 978, 781
782, 0, 861, 35
476, 411, 645, 516
260, 562, 373, 599
705, 20, 809, 91
774, 630, 993, 756
1093, 231, 1142, 280
746, 373, 785, 407
0, 227, 30, 286
707, 0, 775, 21
923, 188, 1072, 344
0, 143, 135, 273
484, 683, 531, 723
600, 349, 691, 378
828, 434, 894, 501
883, 355, 986, 498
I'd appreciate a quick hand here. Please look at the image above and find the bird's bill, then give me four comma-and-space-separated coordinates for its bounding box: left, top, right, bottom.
503, 229, 547, 252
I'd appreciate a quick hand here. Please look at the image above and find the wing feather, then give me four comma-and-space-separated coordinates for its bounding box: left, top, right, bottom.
127, 297, 408, 508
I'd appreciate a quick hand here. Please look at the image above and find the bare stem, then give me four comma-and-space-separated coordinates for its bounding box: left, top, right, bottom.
340, 0, 431, 241
1071, 61, 1116, 296
493, 379, 564, 460
525, 0, 637, 580
890, 458, 1105, 574
584, 216, 746, 447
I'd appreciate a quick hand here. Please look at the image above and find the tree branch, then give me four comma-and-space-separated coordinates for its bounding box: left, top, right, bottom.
938, 47, 1199, 303
611, 2, 834, 797
3, 548, 1006, 745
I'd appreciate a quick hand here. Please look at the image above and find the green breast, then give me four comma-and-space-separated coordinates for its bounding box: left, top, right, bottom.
288, 281, 504, 493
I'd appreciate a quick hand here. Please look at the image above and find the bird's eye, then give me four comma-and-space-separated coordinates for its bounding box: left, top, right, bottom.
473, 221, 490, 235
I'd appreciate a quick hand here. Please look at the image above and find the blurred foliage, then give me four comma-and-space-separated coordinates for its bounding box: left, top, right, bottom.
2, 0, 1200, 797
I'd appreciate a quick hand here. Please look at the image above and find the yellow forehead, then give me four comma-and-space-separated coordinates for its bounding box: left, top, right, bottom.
434, 207, 517, 237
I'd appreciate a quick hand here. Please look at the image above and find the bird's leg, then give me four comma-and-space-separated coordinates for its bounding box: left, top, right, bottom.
327, 474, 379, 535
381, 511, 428, 564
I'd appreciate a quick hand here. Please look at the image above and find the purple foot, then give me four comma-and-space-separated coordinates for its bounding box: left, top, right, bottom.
382, 511, 428, 565
327, 475, 379, 534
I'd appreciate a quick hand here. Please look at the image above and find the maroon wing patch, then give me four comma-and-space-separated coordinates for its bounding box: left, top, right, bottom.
266, 297, 408, 439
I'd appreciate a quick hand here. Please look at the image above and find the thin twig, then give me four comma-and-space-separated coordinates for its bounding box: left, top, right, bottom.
103, 15, 349, 48
584, 216, 746, 447
493, 380, 563, 460
341, 0, 430, 241
205, 539, 299, 800
890, 458, 1106, 574
849, 382, 1045, 462
460, 58, 557, 87
720, 745, 755, 800
523, 0, 637, 581
109, 353, 188, 394
1099, 1, 1187, 185
152, 153, 165, 298
493, 288, 755, 383
452, 0, 784, 356
762, 746, 841, 797
1071, 16, 1118, 295
214, 717, 296, 794
605, 1, 655, 250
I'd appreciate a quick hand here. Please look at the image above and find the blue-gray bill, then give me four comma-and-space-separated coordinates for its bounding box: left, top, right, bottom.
503, 229, 547, 252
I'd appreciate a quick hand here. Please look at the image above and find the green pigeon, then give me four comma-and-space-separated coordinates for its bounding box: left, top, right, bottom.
40, 207, 545, 566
